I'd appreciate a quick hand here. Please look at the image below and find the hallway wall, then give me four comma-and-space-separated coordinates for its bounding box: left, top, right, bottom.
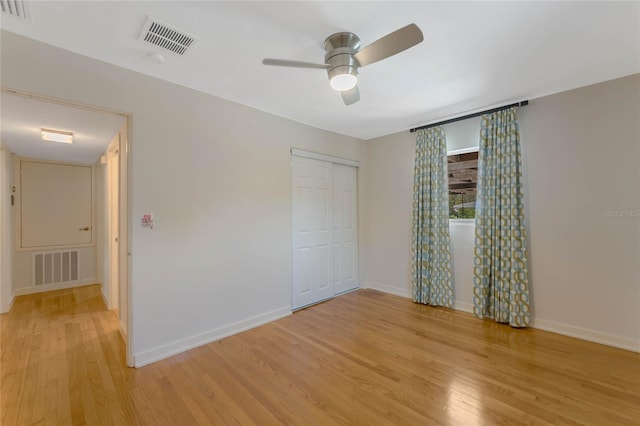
0, 141, 15, 313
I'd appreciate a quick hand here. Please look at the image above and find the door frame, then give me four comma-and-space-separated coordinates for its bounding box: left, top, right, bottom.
0, 143, 13, 313
107, 137, 120, 316
0, 87, 133, 367
291, 148, 360, 168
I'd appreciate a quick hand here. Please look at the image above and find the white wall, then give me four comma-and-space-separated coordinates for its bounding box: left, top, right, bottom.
0, 32, 368, 365
520, 75, 639, 350
0, 141, 15, 313
445, 117, 481, 152
362, 130, 414, 298
364, 74, 640, 351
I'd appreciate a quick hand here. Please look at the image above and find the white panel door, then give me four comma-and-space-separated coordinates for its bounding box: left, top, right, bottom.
20, 161, 93, 249
332, 164, 358, 294
292, 157, 333, 309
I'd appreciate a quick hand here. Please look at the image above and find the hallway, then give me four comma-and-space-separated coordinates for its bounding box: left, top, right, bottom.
0, 285, 135, 424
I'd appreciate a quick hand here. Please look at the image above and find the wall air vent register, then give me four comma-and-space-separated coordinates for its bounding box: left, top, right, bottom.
33, 250, 79, 287
0, 0, 30, 21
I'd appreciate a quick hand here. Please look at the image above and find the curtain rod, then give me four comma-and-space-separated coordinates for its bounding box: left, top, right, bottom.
409, 100, 529, 133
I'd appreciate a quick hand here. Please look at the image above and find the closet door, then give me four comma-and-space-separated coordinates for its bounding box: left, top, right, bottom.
332, 164, 358, 294
292, 157, 333, 309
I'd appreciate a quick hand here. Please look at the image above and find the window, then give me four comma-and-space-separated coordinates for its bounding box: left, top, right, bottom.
448, 148, 478, 219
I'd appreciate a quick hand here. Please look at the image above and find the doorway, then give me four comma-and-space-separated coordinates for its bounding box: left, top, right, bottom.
0, 88, 132, 365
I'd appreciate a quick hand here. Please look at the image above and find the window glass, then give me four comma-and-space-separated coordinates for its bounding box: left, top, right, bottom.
448, 150, 478, 219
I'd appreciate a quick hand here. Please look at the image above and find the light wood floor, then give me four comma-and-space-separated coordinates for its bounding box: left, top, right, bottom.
1, 285, 639, 425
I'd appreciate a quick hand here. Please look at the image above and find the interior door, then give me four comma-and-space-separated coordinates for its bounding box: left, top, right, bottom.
20, 161, 93, 249
332, 164, 358, 294
292, 156, 333, 309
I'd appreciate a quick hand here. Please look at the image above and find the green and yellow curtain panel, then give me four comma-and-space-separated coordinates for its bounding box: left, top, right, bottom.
412, 127, 454, 307
473, 107, 530, 327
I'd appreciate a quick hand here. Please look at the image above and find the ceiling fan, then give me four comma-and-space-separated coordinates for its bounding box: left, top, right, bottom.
262, 24, 423, 106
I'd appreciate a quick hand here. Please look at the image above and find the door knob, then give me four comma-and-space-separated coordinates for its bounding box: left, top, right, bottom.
79, 227, 90, 231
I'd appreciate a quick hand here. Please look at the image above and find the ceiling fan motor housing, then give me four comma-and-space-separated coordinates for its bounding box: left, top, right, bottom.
324, 32, 361, 82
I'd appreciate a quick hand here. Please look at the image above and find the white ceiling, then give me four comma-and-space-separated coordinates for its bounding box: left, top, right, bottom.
0, 93, 125, 164
1, 1, 638, 140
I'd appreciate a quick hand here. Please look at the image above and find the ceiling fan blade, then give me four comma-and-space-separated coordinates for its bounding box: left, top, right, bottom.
262, 58, 329, 69
341, 85, 360, 106
354, 23, 423, 67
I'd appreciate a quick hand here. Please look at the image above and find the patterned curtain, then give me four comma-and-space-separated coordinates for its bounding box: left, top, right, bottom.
473, 107, 530, 327
412, 127, 454, 307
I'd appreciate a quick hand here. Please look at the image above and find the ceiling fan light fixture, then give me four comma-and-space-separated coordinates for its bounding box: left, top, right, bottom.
262, 24, 423, 105
41, 128, 73, 144
330, 73, 358, 92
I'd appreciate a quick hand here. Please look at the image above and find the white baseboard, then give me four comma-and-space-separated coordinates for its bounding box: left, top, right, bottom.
363, 282, 639, 353
0, 293, 15, 314
453, 301, 473, 313
118, 320, 127, 341
14, 278, 98, 296
531, 318, 640, 353
7, 294, 15, 312
363, 281, 473, 313
100, 289, 109, 309
363, 281, 411, 298
133, 306, 292, 368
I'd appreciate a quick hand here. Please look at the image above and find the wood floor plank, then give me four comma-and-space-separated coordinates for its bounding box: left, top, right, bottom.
1, 285, 639, 425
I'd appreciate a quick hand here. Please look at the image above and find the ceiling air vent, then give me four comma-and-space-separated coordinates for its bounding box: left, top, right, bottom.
138, 16, 198, 56
0, 0, 31, 21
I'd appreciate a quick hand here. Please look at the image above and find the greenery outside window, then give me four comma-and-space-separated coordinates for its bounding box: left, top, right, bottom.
448, 148, 478, 219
